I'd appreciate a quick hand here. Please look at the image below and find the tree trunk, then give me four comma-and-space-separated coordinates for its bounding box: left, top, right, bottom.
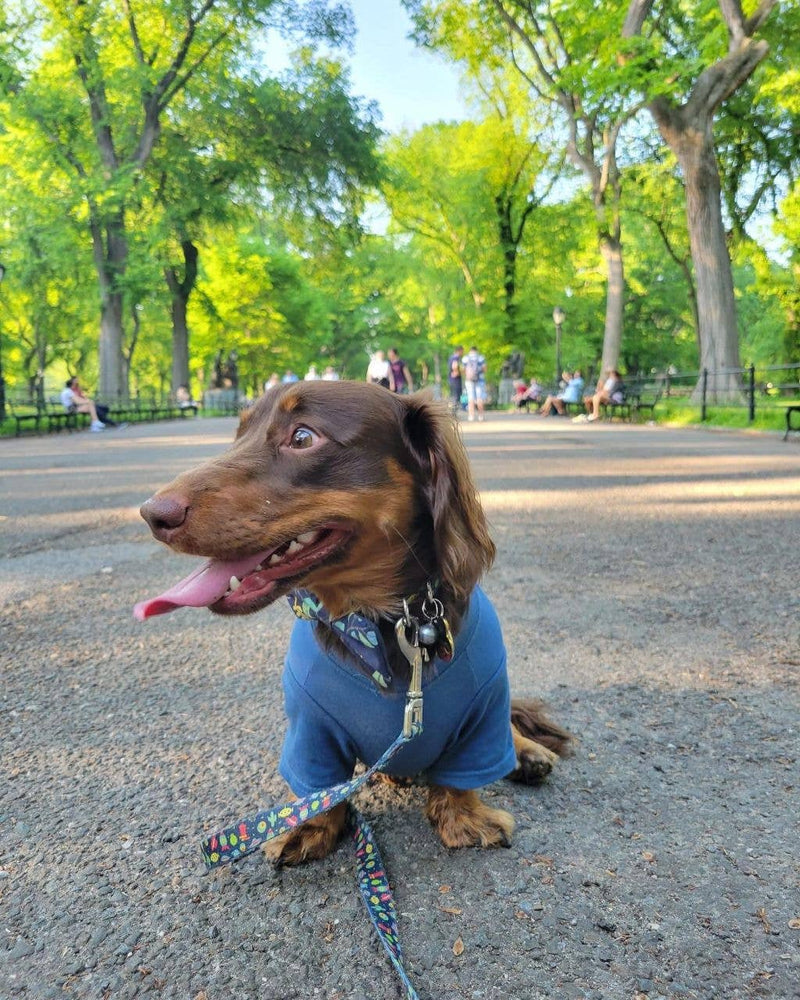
165, 239, 199, 395
621, 0, 778, 403
600, 234, 625, 375
659, 113, 742, 402
497, 197, 518, 344
92, 209, 128, 402
98, 288, 125, 403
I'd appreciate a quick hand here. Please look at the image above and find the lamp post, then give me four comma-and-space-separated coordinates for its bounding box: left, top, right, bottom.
552, 305, 565, 385
0, 262, 6, 423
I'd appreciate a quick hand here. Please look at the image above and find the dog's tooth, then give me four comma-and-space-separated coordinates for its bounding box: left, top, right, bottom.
269, 553, 282, 565
296, 530, 318, 546
254, 562, 264, 572
229, 576, 241, 592
286, 539, 302, 554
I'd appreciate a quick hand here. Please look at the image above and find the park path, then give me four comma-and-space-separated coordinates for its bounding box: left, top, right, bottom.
1, 415, 798, 1000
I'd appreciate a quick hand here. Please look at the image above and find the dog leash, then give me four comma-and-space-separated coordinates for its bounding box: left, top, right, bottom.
200, 613, 428, 999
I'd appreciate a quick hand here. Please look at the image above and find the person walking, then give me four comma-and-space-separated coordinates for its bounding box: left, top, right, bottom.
463, 345, 487, 421
446, 345, 464, 415
387, 347, 414, 394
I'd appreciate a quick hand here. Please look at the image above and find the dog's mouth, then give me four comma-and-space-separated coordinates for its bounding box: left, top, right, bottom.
133, 526, 353, 620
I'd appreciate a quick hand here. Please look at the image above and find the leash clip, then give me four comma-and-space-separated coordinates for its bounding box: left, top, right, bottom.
395, 612, 424, 737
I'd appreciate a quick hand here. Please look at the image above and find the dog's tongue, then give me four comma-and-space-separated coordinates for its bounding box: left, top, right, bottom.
133, 555, 264, 620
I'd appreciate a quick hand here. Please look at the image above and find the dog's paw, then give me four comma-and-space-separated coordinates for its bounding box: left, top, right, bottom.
262, 802, 347, 867
507, 738, 559, 785
426, 787, 515, 849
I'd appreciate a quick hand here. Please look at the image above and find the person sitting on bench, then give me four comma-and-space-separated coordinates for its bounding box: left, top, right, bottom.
538, 370, 585, 416
60, 377, 113, 432
582, 369, 625, 422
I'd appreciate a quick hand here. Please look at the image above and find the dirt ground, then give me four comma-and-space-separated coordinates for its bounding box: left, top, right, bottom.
1, 413, 798, 1000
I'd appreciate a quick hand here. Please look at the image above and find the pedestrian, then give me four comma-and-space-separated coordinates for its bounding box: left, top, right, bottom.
463, 345, 487, 422
304, 364, 320, 381
387, 347, 414, 394
447, 346, 464, 415
366, 350, 391, 388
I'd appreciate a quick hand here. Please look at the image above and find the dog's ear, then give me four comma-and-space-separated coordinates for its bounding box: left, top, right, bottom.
400, 396, 495, 601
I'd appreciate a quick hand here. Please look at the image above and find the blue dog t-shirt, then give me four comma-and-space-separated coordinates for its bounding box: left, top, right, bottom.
279, 586, 517, 796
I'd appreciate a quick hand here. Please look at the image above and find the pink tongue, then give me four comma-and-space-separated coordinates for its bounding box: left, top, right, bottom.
133, 553, 268, 620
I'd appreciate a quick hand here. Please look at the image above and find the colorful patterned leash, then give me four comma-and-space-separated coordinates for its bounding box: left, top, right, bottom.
200, 613, 427, 1000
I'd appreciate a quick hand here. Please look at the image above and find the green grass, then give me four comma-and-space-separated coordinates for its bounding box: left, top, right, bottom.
656, 399, 793, 433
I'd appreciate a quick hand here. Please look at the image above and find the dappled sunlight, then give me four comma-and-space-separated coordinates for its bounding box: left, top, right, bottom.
480, 471, 800, 518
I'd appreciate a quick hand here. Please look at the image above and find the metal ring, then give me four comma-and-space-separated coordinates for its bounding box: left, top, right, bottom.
421, 596, 444, 621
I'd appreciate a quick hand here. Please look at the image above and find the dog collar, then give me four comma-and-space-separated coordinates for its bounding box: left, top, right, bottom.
287, 589, 394, 689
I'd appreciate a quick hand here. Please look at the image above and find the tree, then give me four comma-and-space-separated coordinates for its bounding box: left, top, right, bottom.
405, 0, 643, 373
144, 50, 379, 395
621, 0, 780, 400
382, 101, 559, 358
0, 0, 354, 400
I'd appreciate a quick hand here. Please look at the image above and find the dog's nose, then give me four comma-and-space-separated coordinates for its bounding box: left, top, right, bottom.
140, 495, 189, 540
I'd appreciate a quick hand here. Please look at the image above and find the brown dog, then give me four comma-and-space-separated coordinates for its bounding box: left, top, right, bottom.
136, 381, 570, 864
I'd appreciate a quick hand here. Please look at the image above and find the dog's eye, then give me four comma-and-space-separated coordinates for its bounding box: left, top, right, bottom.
288, 426, 317, 449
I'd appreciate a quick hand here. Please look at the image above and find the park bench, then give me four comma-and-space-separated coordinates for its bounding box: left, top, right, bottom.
8, 400, 41, 436
45, 400, 90, 433
764, 379, 800, 441
781, 401, 800, 441
629, 384, 664, 422
600, 398, 634, 421
8, 399, 89, 435
104, 399, 197, 424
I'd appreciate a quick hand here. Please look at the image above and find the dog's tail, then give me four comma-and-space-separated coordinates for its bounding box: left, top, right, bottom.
510, 698, 573, 757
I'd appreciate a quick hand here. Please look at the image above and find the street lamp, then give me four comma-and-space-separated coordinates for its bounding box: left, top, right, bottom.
0, 262, 6, 423
552, 305, 565, 385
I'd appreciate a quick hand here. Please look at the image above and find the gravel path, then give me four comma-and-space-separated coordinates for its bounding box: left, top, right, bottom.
1, 415, 798, 1000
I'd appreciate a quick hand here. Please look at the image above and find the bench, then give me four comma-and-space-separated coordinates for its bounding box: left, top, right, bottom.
104, 400, 197, 424
8, 400, 89, 435
600, 398, 634, 422
45, 402, 90, 432
8, 401, 41, 436
629, 386, 664, 422
783, 404, 800, 441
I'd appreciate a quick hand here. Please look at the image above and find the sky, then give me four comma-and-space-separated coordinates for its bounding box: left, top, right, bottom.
343, 0, 468, 133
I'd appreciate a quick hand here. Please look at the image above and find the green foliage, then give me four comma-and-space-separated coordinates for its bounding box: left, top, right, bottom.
0, 0, 797, 401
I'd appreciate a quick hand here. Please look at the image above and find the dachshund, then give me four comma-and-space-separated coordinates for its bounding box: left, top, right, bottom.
135, 380, 570, 864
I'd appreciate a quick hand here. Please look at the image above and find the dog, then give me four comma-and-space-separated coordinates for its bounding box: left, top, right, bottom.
135, 380, 570, 864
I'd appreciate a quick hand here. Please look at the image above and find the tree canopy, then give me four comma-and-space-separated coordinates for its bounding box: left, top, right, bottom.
0, 0, 797, 411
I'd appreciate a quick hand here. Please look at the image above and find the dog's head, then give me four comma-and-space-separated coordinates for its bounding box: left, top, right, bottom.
135, 380, 494, 622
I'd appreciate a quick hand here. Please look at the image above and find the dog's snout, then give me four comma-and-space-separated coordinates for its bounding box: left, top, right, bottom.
140, 495, 189, 540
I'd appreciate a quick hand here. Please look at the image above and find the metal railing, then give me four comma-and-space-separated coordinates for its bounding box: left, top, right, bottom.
646, 363, 799, 422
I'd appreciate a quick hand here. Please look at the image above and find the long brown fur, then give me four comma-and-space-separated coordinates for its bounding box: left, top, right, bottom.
139, 381, 570, 861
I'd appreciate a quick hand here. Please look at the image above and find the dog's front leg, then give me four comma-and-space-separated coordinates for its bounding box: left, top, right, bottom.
262, 800, 348, 866
425, 786, 514, 849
